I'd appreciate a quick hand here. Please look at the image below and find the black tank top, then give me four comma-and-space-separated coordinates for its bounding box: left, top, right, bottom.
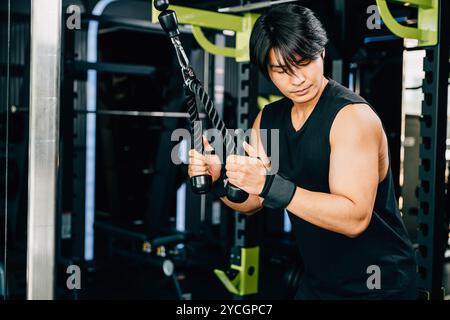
260, 78, 417, 299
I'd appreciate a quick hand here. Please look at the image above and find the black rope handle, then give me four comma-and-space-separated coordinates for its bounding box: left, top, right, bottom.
155, 0, 248, 202
188, 80, 249, 203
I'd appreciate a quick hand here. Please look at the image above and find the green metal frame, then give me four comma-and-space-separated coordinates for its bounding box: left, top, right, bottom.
376, 0, 438, 47
152, 2, 259, 61
257, 95, 283, 110
214, 246, 259, 296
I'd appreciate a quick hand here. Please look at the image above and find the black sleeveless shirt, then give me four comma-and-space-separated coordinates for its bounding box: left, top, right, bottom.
260, 78, 417, 299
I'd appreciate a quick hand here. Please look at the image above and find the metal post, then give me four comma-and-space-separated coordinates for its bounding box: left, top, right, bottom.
234, 62, 256, 249
27, 0, 62, 300
416, 0, 449, 300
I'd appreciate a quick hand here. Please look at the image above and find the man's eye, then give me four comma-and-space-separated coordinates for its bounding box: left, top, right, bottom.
297, 60, 311, 67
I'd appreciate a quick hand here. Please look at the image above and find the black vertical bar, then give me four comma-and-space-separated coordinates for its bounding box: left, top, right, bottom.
58, 4, 76, 272
72, 29, 87, 262
333, 0, 350, 87
234, 63, 260, 249
233, 63, 262, 299
416, 0, 449, 299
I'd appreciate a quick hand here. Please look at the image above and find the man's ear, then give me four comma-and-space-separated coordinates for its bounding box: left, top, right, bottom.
321, 50, 326, 60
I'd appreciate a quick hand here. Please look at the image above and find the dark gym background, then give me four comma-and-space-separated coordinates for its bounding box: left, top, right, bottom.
0, 0, 449, 300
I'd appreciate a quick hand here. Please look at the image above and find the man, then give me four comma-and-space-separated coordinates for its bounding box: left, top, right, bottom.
188, 4, 417, 299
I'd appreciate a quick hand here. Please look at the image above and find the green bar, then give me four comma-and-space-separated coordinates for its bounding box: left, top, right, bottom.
377, 0, 422, 39
153, 4, 243, 32
417, 0, 438, 46
239, 247, 259, 295
376, 0, 438, 47
388, 0, 432, 8
192, 26, 236, 58
213, 246, 259, 296
236, 13, 260, 62
151, 1, 260, 61
213, 269, 240, 295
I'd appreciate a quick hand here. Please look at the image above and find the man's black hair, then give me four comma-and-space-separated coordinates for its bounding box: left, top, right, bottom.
249, 4, 328, 79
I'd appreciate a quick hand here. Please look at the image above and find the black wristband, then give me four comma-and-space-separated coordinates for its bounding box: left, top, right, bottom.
259, 174, 296, 209
259, 174, 275, 198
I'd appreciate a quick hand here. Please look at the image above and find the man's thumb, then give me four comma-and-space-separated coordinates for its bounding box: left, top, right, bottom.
243, 141, 257, 157
202, 135, 214, 152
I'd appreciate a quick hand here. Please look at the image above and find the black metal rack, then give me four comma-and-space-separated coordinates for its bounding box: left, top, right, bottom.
416, 0, 450, 300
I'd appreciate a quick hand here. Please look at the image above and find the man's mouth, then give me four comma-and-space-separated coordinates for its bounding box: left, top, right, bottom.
291, 85, 311, 95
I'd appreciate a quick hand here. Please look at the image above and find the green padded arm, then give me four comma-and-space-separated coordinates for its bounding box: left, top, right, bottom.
152, 1, 259, 61
376, 0, 438, 47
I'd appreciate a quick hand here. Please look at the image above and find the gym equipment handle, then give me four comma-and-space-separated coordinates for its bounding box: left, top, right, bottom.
155, 0, 248, 203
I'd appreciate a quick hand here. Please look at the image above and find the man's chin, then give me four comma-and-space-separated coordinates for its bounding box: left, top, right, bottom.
290, 94, 312, 104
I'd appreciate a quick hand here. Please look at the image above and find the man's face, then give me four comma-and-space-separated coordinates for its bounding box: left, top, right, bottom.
267, 48, 325, 105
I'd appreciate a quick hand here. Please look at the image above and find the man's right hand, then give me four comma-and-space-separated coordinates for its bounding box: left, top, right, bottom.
188, 136, 222, 184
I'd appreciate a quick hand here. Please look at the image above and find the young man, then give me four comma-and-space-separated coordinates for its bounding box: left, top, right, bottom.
188, 4, 417, 299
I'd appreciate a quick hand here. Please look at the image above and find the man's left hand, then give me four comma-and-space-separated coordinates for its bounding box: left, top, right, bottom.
225, 142, 268, 196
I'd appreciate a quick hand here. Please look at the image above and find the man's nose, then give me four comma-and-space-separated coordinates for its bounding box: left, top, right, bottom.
291, 70, 306, 86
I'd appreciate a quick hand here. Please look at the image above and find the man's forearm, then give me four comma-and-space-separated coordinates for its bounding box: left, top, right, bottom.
221, 194, 263, 215
286, 187, 370, 238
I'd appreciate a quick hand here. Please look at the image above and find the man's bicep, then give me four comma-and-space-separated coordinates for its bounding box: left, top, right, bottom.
329, 105, 381, 215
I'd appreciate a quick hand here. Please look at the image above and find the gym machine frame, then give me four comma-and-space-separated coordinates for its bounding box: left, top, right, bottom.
153, 0, 261, 297
377, 0, 449, 299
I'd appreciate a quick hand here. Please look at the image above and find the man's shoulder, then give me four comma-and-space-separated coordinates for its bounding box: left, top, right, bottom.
336, 103, 380, 122
331, 103, 383, 143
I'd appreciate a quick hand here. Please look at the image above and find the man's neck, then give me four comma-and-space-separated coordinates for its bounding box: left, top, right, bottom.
292, 76, 329, 114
